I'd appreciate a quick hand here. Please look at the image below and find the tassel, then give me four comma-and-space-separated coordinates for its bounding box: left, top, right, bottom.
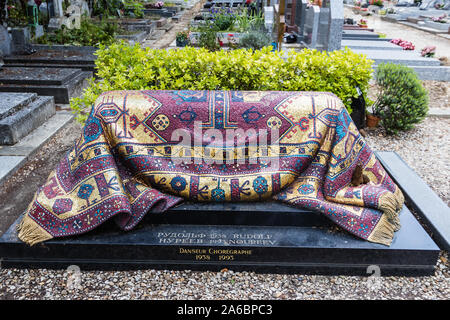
378, 188, 404, 221
367, 214, 396, 246
17, 214, 53, 246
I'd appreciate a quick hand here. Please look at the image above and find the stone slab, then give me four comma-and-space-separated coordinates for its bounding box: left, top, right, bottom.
0, 67, 82, 85
376, 151, 450, 251
115, 31, 149, 45
0, 70, 92, 104
4, 48, 96, 69
0, 199, 440, 275
0, 92, 37, 120
428, 108, 450, 118
342, 29, 380, 38
353, 49, 442, 66
0, 156, 26, 184
341, 39, 403, 50
0, 111, 74, 184
0, 96, 55, 145
407, 66, 450, 82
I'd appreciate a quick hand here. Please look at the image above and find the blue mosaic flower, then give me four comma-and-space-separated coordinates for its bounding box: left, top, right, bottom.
253, 176, 268, 195
170, 176, 187, 192
298, 184, 315, 195
211, 187, 225, 201
78, 184, 94, 200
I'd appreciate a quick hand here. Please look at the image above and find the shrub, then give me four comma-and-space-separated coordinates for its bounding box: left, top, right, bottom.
36, 18, 119, 46
70, 44, 373, 122
238, 32, 272, 50
373, 63, 428, 135
197, 22, 220, 51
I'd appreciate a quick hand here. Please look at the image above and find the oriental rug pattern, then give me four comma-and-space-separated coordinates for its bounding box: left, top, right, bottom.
18, 90, 404, 246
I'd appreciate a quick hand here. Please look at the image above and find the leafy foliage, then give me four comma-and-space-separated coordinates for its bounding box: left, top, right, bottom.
238, 31, 272, 50
197, 21, 220, 51
36, 18, 119, 46
373, 63, 428, 135
70, 44, 373, 122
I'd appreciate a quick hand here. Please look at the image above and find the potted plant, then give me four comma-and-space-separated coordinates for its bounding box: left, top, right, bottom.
176, 30, 190, 47
358, 19, 368, 28
366, 109, 381, 128
421, 45, 436, 57
370, 0, 384, 7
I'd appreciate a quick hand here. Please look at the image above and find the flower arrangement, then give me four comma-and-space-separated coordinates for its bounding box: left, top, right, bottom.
390, 38, 415, 50
432, 14, 447, 23
358, 18, 368, 27
370, 0, 384, 7
176, 30, 190, 47
421, 46, 436, 57
151, 1, 164, 8
354, 0, 361, 6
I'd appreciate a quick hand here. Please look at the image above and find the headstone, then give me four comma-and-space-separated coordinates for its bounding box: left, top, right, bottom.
0, 25, 11, 56
302, 5, 320, 48
420, 0, 434, 9
72, 0, 90, 16
285, 0, 297, 31
396, 0, 415, 6
317, 6, 330, 50
11, 28, 31, 55
326, 0, 344, 51
294, 0, 308, 35
48, 0, 65, 30
264, 6, 275, 32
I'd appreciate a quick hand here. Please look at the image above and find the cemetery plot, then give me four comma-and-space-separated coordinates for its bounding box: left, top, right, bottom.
0, 67, 92, 104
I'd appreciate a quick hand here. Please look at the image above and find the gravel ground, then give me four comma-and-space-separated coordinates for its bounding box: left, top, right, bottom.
365, 117, 450, 206
0, 253, 448, 300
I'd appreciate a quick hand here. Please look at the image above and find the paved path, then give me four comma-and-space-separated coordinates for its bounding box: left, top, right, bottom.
148, 0, 205, 49
344, 7, 450, 61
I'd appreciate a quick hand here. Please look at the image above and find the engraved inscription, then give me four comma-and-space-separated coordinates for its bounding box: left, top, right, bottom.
156, 231, 276, 262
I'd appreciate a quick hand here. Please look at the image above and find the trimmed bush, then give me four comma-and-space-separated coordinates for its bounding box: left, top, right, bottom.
373, 63, 428, 135
70, 44, 374, 122
238, 31, 272, 50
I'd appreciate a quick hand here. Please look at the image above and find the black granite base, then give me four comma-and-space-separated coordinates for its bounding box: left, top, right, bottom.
0, 202, 439, 276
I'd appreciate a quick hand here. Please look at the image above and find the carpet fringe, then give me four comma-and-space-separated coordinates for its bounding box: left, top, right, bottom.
17, 214, 52, 246
367, 213, 397, 246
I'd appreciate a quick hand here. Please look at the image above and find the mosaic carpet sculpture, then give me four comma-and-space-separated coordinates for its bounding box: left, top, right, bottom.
18, 91, 404, 246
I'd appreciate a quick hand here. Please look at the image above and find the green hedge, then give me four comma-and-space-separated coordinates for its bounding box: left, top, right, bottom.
71, 44, 374, 122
